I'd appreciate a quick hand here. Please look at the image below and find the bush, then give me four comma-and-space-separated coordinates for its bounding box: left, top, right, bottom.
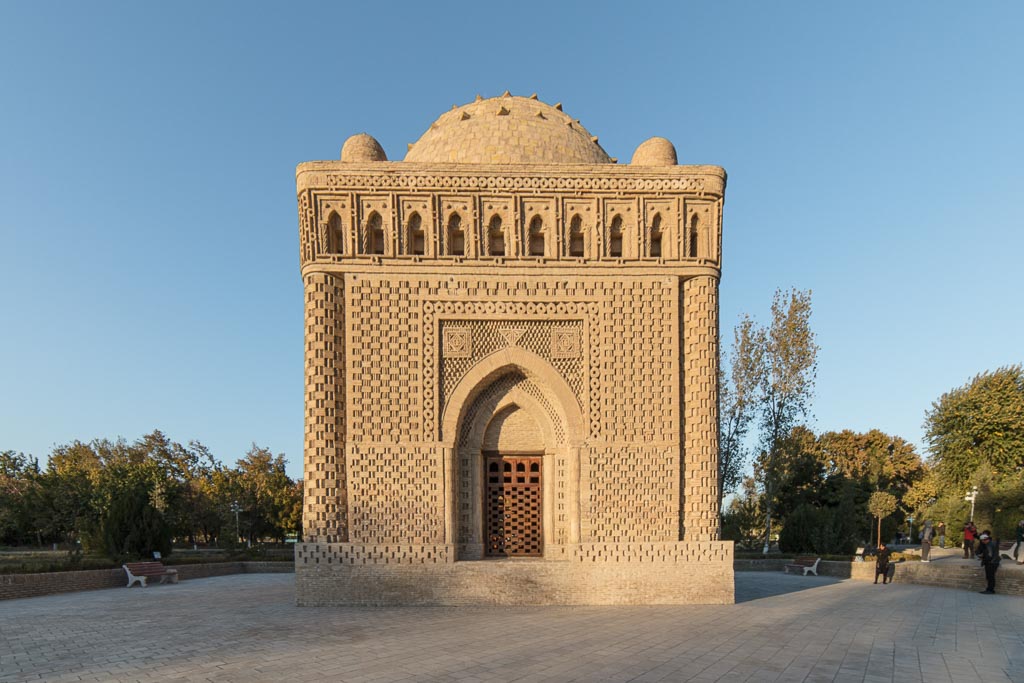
778, 502, 858, 555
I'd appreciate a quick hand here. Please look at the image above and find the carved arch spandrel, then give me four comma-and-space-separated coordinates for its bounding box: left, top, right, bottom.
441, 347, 585, 448
462, 384, 559, 455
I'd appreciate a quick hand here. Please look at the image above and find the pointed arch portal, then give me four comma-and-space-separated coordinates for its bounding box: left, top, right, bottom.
442, 349, 584, 560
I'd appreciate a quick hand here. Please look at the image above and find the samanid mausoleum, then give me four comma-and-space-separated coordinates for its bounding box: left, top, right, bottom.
295, 93, 734, 605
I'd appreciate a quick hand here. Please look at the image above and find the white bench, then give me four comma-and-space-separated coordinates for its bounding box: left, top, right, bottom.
123, 561, 179, 588
784, 556, 821, 576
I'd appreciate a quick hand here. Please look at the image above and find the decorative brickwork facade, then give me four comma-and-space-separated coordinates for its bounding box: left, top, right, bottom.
295, 94, 733, 605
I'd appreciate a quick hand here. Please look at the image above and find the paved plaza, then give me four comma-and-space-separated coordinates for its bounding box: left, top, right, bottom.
2, 572, 1024, 683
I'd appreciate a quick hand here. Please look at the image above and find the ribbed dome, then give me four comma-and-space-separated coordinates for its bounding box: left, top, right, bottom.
404, 94, 612, 165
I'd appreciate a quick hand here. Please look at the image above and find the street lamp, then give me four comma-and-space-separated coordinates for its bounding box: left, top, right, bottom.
965, 486, 980, 521
230, 500, 241, 545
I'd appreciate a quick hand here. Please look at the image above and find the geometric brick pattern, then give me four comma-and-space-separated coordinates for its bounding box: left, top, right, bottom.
584, 445, 679, 544
346, 278, 423, 443
298, 543, 453, 566
347, 444, 443, 545
303, 272, 346, 543
681, 275, 720, 541
440, 317, 584, 409
593, 279, 676, 443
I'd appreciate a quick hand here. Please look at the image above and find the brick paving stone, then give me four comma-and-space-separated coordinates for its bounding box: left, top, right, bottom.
2, 572, 1024, 682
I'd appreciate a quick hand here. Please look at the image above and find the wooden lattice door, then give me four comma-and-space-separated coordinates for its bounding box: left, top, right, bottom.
485, 454, 543, 557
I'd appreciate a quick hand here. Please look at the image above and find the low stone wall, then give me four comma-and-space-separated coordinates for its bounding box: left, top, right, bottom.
891, 560, 1024, 595
733, 559, 791, 572
0, 562, 294, 601
735, 558, 873, 579
736, 558, 1024, 594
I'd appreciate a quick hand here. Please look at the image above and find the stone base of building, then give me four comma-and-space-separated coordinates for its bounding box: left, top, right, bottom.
295, 541, 734, 606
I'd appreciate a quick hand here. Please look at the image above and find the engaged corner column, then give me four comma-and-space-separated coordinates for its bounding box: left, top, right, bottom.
681, 275, 720, 542
303, 272, 347, 544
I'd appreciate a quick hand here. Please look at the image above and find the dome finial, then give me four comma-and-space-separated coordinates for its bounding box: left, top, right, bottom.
631, 137, 677, 166
341, 133, 387, 162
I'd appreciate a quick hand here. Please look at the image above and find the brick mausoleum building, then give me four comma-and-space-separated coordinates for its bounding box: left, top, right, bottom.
294, 93, 733, 605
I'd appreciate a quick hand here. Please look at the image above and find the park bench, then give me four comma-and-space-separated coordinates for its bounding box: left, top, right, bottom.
783, 556, 821, 576
123, 561, 179, 588
999, 541, 1017, 561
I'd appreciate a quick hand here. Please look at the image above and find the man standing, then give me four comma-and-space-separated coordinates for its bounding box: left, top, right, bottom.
963, 521, 976, 559
920, 521, 933, 562
937, 521, 946, 549
977, 531, 1000, 594
874, 542, 893, 585
1015, 520, 1024, 564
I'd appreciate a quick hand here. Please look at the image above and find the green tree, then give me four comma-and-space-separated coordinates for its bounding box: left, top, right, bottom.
720, 477, 765, 548
761, 426, 827, 522
816, 430, 924, 498
867, 491, 898, 546
235, 445, 297, 544
0, 451, 40, 545
778, 500, 857, 555
718, 317, 761, 514
751, 289, 819, 553
100, 473, 172, 560
924, 365, 1024, 486
35, 441, 104, 547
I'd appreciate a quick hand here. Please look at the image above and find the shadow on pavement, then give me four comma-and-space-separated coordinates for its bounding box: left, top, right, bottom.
734, 571, 845, 603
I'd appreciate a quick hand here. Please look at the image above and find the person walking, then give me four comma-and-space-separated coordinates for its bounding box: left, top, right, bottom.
1014, 520, 1024, 564
874, 542, 893, 585
920, 521, 933, 562
963, 521, 977, 559
937, 522, 946, 549
977, 531, 1000, 594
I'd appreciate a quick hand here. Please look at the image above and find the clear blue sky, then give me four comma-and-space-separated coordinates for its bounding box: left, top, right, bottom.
1, 3, 1021, 481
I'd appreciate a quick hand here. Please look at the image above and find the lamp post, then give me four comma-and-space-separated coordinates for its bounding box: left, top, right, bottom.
875, 442, 895, 545
965, 486, 979, 521
761, 450, 771, 556
230, 500, 241, 545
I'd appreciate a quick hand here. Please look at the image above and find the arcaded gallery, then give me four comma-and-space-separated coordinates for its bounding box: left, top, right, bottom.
294, 94, 733, 605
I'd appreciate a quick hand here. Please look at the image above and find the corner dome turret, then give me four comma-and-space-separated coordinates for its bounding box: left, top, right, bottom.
630, 137, 677, 166
404, 93, 612, 165
341, 133, 387, 162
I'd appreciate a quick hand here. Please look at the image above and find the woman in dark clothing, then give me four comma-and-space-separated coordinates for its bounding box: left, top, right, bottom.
874, 543, 892, 585
977, 531, 1000, 594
